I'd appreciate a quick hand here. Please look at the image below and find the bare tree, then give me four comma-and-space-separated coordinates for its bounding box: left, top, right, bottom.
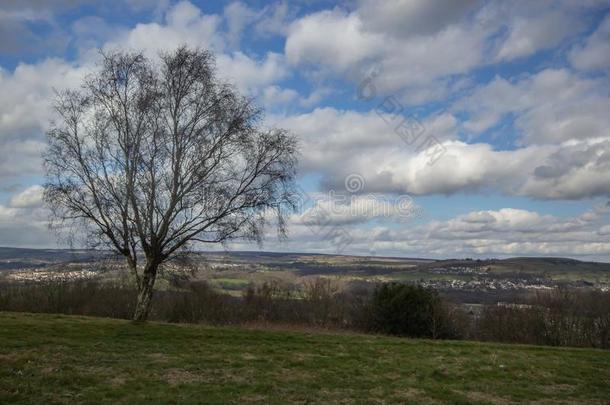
43, 47, 298, 321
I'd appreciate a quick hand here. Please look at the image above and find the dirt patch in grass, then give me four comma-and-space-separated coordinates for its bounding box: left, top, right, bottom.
164, 369, 204, 386
392, 388, 433, 402
240, 352, 258, 361
147, 352, 173, 364
40, 366, 61, 375
466, 391, 511, 404
538, 383, 575, 394
109, 375, 127, 387
238, 394, 270, 403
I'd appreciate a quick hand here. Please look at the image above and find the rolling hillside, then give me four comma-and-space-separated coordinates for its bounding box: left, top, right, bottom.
1, 312, 608, 403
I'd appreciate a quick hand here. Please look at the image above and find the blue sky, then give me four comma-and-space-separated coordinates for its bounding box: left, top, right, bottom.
1, 0, 610, 260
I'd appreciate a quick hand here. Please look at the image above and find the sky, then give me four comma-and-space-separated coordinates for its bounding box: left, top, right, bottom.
1, 0, 610, 261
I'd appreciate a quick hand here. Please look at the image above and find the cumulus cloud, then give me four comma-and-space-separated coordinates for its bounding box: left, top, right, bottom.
3, 182, 606, 258
103, 1, 224, 57
0, 1, 71, 56
0, 186, 54, 247
261, 85, 299, 107
569, 14, 610, 71
0, 0, 174, 57
1, 0, 609, 257
0, 207, 54, 247
334, 206, 610, 259
522, 140, 610, 199
283, 0, 596, 98
8, 185, 44, 208
357, 0, 479, 38
273, 107, 610, 200
254, 1, 295, 38
0, 36, 88, 189
0, 59, 87, 139
374, 139, 610, 199
71, 16, 126, 53
0, 140, 46, 181
216, 51, 289, 94
285, 7, 488, 94
223, 1, 259, 48
493, 7, 584, 61
286, 10, 383, 72
294, 192, 420, 227
0, 1, 292, 190
457, 69, 610, 145
224, 205, 610, 260
599, 225, 610, 235
101, 1, 290, 96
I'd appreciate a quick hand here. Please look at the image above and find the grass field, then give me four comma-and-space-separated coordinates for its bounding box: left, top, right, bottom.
1, 312, 609, 404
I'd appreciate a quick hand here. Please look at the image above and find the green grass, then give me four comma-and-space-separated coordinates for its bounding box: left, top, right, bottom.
1, 312, 608, 404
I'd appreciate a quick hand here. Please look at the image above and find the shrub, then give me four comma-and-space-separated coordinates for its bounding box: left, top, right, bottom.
162, 281, 238, 324
0, 280, 136, 319
476, 289, 610, 349
2, 277, 605, 348
477, 305, 545, 345
366, 283, 457, 338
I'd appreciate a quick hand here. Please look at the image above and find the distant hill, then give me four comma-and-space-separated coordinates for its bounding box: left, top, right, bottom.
0, 247, 110, 271
1, 246, 609, 273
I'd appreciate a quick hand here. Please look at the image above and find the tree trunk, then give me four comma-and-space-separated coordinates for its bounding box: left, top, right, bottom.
133, 260, 158, 322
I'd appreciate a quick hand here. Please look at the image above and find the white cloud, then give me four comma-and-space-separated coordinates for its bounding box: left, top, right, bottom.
0, 193, 54, 248
0, 1, 69, 56
261, 85, 299, 107
102, 1, 289, 95
374, 139, 610, 199
599, 224, 610, 235
494, 8, 584, 61
223, 1, 258, 48
0, 140, 46, 181
283, 0, 600, 100
521, 140, 610, 199
71, 16, 126, 53
0, 27, 90, 189
457, 69, 610, 145
125, 0, 170, 13
226, 204, 610, 260
357, 0, 479, 38
0, 59, 87, 139
349, 207, 610, 259
274, 107, 610, 200
374, 24, 486, 92
216, 51, 289, 94
8, 185, 44, 208
294, 192, 419, 227
285, 7, 488, 93
414, 207, 610, 257
569, 14, 610, 71
0, 1, 290, 188
1, 0, 609, 255
254, 1, 295, 38
286, 10, 383, 72
429, 208, 550, 235
104, 1, 224, 57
